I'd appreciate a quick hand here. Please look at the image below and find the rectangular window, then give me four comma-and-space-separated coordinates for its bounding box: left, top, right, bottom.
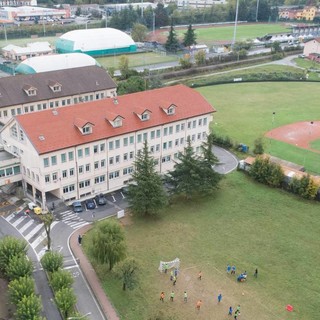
198, 118, 203, 126
180, 137, 184, 145
143, 132, 148, 141
192, 134, 196, 142
69, 168, 74, 176
94, 175, 105, 184
85, 164, 90, 172
100, 143, 105, 152
123, 166, 133, 175
176, 124, 180, 133
78, 149, 83, 158
175, 139, 179, 146
202, 132, 206, 139
123, 137, 128, 146
55, 101, 59, 107
45, 175, 50, 183
50, 102, 54, 108
109, 171, 120, 180
74, 97, 78, 104
163, 142, 167, 150
93, 145, 98, 154
68, 151, 74, 161
84, 147, 90, 156
109, 157, 114, 165
156, 129, 161, 138
168, 141, 172, 149
94, 161, 99, 170
52, 172, 58, 181
115, 155, 120, 164
62, 170, 67, 178
193, 120, 196, 128
101, 159, 106, 167
109, 141, 114, 150
79, 165, 83, 174
123, 153, 128, 161
24, 106, 29, 113
203, 117, 207, 126
181, 123, 185, 131
156, 144, 160, 152
169, 126, 173, 135
130, 136, 134, 144
61, 153, 66, 163
11, 109, 16, 116
164, 127, 168, 136
162, 155, 171, 163
115, 139, 120, 149
137, 134, 142, 143
188, 121, 192, 129
17, 108, 21, 115
150, 146, 154, 153
67, 99, 71, 105
129, 151, 134, 159
51, 156, 57, 166
151, 131, 155, 139
63, 184, 75, 194
43, 158, 49, 168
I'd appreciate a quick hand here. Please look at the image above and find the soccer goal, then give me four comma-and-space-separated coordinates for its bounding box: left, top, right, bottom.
158, 258, 180, 273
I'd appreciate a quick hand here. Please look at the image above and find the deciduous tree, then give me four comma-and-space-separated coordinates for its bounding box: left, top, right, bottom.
41, 251, 63, 273
15, 294, 42, 320
6, 255, 33, 281
131, 23, 148, 42
89, 220, 127, 270
40, 212, 54, 251
8, 276, 35, 305
50, 269, 74, 292
55, 287, 77, 319
116, 258, 140, 291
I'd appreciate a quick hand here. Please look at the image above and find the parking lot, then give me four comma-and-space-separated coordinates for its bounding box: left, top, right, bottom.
71, 189, 129, 214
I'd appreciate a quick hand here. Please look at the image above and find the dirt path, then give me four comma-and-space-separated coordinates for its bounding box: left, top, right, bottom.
0, 278, 12, 319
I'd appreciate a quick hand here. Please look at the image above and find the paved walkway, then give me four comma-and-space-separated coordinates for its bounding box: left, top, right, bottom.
70, 225, 120, 320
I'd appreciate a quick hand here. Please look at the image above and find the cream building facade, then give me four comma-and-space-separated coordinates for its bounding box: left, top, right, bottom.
0, 85, 215, 209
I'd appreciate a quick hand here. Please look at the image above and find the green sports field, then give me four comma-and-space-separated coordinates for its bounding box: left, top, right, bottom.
173, 23, 290, 46
197, 82, 320, 174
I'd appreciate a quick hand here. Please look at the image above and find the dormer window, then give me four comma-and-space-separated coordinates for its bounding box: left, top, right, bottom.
134, 109, 152, 122
106, 114, 124, 128
161, 104, 176, 115
23, 85, 37, 97
141, 113, 149, 121
74, 118, 94, 135
82, 126, 92, 135
48, 81, 62, 93
114, 118, 122, 128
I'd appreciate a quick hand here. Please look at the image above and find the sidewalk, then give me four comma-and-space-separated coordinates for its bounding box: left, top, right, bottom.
69, 224, 120, 320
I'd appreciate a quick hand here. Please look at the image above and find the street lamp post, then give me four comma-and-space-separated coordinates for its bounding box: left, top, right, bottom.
67, 312, 91, 320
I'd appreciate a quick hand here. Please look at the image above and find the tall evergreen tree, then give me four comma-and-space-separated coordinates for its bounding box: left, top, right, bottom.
165, 23, 180, 53
166, 137, 222, 199
183, 24, 197, 47
128, 140, 168, 217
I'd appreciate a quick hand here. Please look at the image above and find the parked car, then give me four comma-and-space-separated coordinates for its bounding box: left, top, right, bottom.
95, 193, 107, 205
28, 202, 42, 214
85, 198, 96, 210
72, 201, 83, 213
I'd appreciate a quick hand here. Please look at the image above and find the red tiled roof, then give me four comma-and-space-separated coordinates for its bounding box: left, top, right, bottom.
16, 84, 215, 155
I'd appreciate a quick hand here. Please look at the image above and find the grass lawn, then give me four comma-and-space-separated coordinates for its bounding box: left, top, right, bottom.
197, 82, 320, 173
83, 172, 320, 320
172, 23, 290, 46
0, 35, 58, 48
96, 52, 177, 69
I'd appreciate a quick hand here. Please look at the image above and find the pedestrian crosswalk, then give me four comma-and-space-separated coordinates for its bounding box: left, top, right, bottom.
3, 210, 89, 260
4, 212, 59, 260
57, 210, 89, 230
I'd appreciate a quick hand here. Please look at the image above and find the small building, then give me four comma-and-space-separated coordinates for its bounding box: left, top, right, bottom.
15, 53, 99, 74
303, 38, 320, 57
55, 28, 137, 56
2, 42, 52, 61
190, 44, 209, 54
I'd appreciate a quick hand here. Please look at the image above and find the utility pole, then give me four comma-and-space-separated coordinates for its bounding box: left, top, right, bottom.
231, 0, 239, 49
255, 0, 260, 22
153, 11, 155, 35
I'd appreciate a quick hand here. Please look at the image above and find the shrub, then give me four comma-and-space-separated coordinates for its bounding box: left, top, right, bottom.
15, 294, 42, 320
50, 269, 74, 292
249, 156, 284, 188
289, 174, 319, 200
41, 251, 63, 273
253, 137, 264, 155
55, 287, 77, 319
6, 255, 33, 281
8, 276, 35, 305
211, 133, 234, 149
0, 236, 28, 274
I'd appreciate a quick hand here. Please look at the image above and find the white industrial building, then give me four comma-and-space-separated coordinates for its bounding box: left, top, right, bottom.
55, 28, 137, 56
0, 85, 214, 209
15, 53, 99, 74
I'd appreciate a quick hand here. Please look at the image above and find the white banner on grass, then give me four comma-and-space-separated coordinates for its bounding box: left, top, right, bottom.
158, 258, 180, 273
